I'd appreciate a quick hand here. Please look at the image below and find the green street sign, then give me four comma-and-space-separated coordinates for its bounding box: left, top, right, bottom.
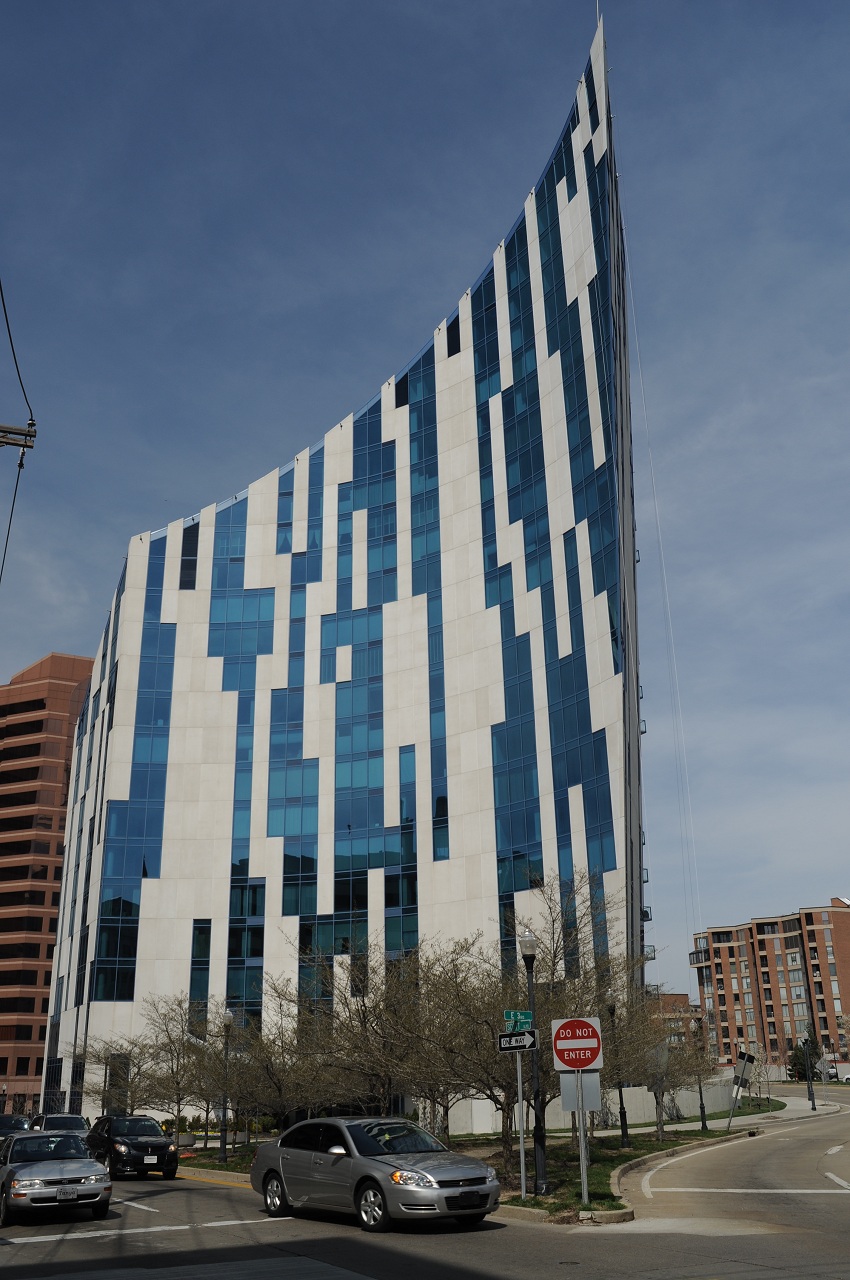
504, 1009, 532, 1030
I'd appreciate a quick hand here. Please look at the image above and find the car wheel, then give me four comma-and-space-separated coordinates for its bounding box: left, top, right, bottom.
0, 1190, 16, 1229
357, 1180, 390, 1233
136, 1170, 149, 1179
91, 1201, 110, 1220
454, 1212, 487, 1227
263, 1172, 288, 1217
162, 1169, 177, 1180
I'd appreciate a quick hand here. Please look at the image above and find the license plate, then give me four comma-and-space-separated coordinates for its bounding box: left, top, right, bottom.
457, 1191, 480, 1207
144, 1156, 158, 1164
57, 1187, 78, 1201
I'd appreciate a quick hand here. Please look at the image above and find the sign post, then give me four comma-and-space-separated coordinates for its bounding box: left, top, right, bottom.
725, 1050, 756, 1132
551, 1018, 603, 1208
516, 1053, 526, 1201
502, 1009, 533, 1200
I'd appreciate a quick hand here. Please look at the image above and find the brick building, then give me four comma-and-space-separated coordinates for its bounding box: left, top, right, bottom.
0, 653, 92, 1114
690, 899, 850, 1066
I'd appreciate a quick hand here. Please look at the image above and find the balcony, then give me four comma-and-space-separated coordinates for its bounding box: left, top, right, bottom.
689, 950, 711, 966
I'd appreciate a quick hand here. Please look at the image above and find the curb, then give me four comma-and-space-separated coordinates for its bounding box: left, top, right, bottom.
177, 1164, 252, 1185
495, 1204, 550, 1223
610, 1128, 761, 1202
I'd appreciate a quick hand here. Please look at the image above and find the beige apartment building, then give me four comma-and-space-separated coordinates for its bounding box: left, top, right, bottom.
690, 899, 850, 1066
0, 653, 92, 1114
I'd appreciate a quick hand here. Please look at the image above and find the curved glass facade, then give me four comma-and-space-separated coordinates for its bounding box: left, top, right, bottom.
47, 21, 643, 1097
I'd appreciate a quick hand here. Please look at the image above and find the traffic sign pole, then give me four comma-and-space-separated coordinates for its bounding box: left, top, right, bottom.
516, 1052, 527, 1201
576, 1071, 589, 1205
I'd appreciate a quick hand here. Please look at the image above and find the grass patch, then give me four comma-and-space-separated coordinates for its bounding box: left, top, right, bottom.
498, 1129, 736, 1216
181, 1144, 257, 1173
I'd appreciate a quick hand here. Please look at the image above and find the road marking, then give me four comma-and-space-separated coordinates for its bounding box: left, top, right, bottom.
826, 1145, 844, 1156
113, 1197, 159, 1213
650, 1187, 850, 1194
639, 1118, 839, 1199
4, 1217, 278, 1246
205, 1216, 291, 1225
825, 1172, 850, 1189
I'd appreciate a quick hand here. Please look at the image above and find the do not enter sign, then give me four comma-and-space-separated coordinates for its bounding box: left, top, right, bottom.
551, 1016, 603, 1071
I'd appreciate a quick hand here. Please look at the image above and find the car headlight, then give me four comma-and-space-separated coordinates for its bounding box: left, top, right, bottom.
167, 1143, 177, 1153
390, 1169, 438, 1188
82, 1172, 110, 1184
11, 1178, 44, 1190
486, 1166, 497, 1181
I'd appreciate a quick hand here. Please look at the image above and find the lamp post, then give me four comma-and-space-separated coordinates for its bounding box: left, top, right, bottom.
219, 1009, 234, 1163
689, 1017, 709, 1132
802, 1038, 816, 1112
518, 928, 549, 1196
605, 992, 630, 1147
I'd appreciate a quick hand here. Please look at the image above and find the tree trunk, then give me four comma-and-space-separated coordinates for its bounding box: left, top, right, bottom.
654, 1090, 665, 1141
500, 1103, 514, 1179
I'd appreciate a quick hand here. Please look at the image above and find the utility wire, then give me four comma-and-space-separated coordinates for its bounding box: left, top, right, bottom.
0, 450, 25, 590
0, 274, 35, 423
0, 272, 36, 593
618, 194, 704, 986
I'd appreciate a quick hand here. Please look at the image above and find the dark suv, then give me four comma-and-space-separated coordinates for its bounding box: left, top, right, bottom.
86, 1115, 178, 1180
30, 1114, 89, 1133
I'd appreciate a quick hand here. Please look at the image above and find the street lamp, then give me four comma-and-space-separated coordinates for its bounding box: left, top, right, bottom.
518, 928, 549, 1196
689, 1017, 709, 1132
802, 1038, 816, 1112
605, 992, 630, 1147
219, 1009, 234, 1164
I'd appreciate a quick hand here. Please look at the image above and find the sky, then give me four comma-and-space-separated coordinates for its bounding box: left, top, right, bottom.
0, 0, 848, 995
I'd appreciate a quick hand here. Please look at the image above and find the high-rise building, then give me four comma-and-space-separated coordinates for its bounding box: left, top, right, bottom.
48, 22, 644, 1107
0, 653, 92, 1115
690, 898, 850, 1066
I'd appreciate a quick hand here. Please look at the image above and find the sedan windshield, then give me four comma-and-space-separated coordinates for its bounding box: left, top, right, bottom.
347, 1121, 446, 1156
112, 1118, 164, 1138
11, 1135, 88, 1161
44, 1116, 88, 1131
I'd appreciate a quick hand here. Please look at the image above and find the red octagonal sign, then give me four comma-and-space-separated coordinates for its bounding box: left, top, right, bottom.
551, 1017, 603, 1071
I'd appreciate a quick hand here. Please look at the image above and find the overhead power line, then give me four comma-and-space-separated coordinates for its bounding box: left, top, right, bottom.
0, 272, 36, 593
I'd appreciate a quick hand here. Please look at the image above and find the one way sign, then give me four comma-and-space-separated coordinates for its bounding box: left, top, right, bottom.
497, 1030, 539, 1053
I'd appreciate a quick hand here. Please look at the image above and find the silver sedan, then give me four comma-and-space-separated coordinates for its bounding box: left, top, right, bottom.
0, 1131, 112, 1226
250, 1117, 499, 1231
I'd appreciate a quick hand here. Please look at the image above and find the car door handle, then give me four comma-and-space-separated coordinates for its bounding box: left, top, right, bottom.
314, 1158, 324, 1166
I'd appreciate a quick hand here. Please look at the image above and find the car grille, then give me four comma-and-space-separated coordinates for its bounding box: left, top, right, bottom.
437, 1176, 486, 1188
43, 1177, 87, 1186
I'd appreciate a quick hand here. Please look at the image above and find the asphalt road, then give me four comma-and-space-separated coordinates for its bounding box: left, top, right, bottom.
3, 1093, 850, 1280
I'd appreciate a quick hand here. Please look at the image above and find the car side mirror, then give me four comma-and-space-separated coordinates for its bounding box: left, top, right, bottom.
328, 1145, 348, 1156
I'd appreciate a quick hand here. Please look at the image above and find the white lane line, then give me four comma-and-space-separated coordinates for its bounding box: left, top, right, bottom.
113, 1197, 160, 1212
651, 1187, 850, 1195
826, 1145, 844, 1156
825, 1172, 850, 1189
204, 1217, 291, 1225
5, 1217, 278, 1245
639, 1119, 833, 1199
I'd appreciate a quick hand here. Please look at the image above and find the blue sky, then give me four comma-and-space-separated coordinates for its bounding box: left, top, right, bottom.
1, 0, 848, 993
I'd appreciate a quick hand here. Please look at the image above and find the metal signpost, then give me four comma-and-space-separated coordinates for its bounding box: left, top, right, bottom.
500, 1010, 534, 1200
551, 1017, 603, 1205
725, 1050, 756, 1132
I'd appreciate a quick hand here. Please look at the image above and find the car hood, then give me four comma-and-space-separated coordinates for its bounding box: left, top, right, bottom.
10, 1157, 108, 1181
368, 1150, 492, 1179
